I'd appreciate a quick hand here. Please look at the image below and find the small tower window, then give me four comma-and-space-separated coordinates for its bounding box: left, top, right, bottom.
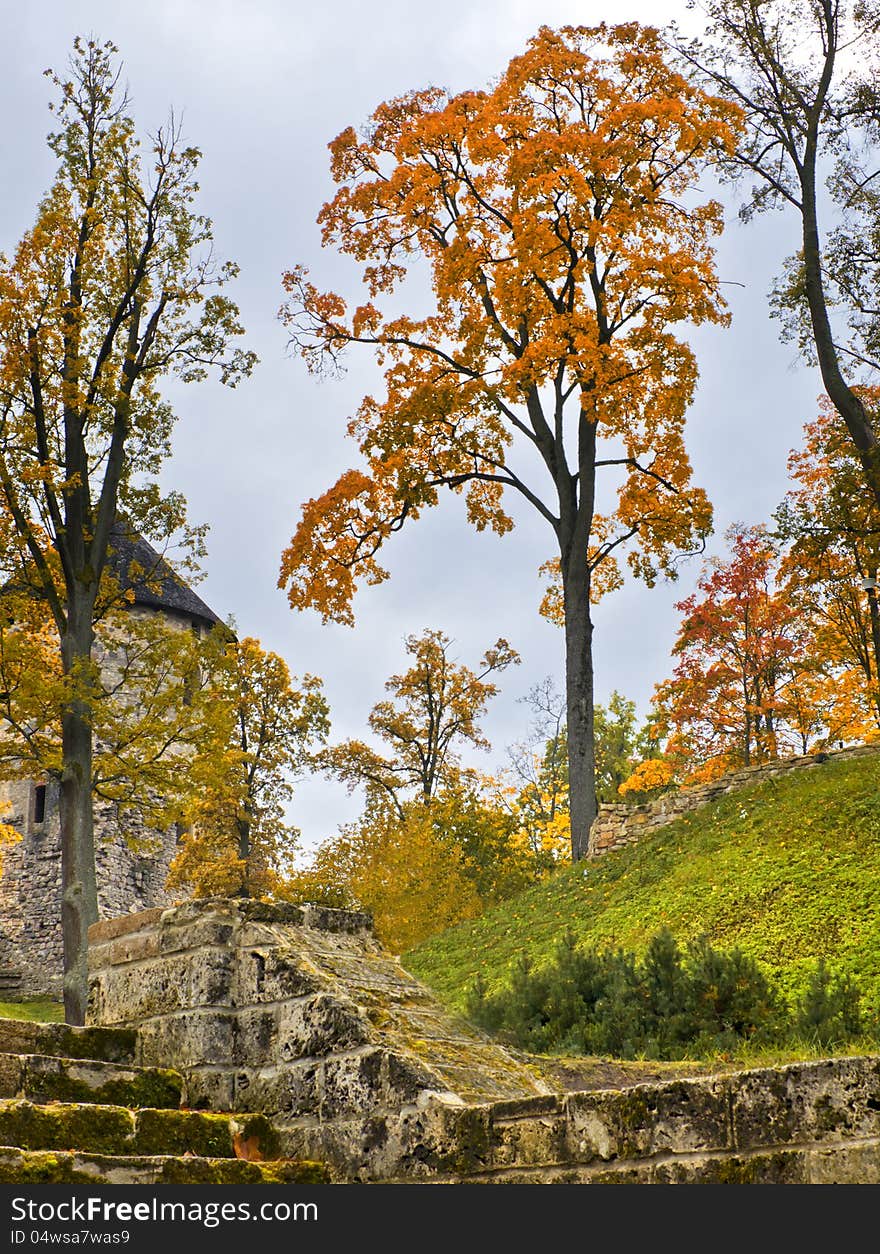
33, 783, 47, 826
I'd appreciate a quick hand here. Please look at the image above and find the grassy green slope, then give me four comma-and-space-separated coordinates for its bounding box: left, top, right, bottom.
0, 1000, 63, 1022
404, 753, 880, 1014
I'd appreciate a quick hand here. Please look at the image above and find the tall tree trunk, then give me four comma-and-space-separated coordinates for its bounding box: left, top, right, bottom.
562, 557, 597, 862
237, 815, 252, 899
59, 610, 98, 1026
800, 154, 880, 511
866, 580, 880, 724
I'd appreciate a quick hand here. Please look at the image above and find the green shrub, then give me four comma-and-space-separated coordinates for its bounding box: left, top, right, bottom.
795, 959, 864, 1047
467, 928, 872, 1060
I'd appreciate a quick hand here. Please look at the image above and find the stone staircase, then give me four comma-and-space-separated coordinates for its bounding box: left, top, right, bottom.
0, 1018, 330, 1184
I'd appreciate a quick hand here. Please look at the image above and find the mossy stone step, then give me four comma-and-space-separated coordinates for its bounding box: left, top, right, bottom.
0, 1019, 136, 1064
0, 1099, 282, 1160
0, 1053, 182, 1108
0, 1146, 330, 1184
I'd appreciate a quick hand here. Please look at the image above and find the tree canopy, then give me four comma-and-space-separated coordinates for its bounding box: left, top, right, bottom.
672, 0, 880, 508
279, 22, 741, 859
0, 38, 254, 1021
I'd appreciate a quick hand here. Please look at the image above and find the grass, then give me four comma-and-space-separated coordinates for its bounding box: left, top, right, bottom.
404, 753, 880, 1023
0, 999, 64, 1023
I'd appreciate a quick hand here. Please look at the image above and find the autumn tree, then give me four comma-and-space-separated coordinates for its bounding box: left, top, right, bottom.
279, 24, 741, 861
654, 524, 808, 778
0, 40, 255, 1021
298, 629, 534, 942
295, 799, 483, 953
168, 636, 328, 898
776, 397, 880, 734
321, 628, 519, 816
167, 635, 329, 899
293, 778, 537, 950
672, 0, 880, 509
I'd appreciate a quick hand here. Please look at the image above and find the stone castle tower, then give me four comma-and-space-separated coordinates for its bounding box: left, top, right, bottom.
0, 523, 223, 999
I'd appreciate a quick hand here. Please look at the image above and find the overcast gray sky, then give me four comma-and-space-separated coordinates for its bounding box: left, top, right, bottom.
2, 1, 822, 849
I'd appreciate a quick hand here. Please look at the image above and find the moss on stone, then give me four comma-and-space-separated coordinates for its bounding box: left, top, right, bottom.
433, 1108, 491, 1174
0, 1098, 297, 1167
0, 1147, 331, 1185
56, 1027, 138, 1064
26, 1063, 182, 1109
0, 1151, 76, 1183
0, 1099, 135, 1156
257, 1159, 330, 1184
132, 1108, 234, 1158
232, 1113, 283, 1161
655, 1151, 802, 1184
157, 1155, 329, 1184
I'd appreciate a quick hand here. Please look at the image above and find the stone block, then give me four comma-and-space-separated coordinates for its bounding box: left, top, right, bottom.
807, 1141, 880, 1184
732, 1056, 880, 1149
233, 1006, 280, 1068
0, 1054, 23, 1097
565, 1077, 730, 1163
88, 909, 164, 947
188, 949, 235, 1006
234, 946, 323, 1004
10, 1055, 181, 1108
301, 904, 373, 934
275, 992, 370, 1062
0, 1100, 136, 1157
316, 1045, 438, 1119
650, 1149, 807, 1184
90, 949, 234, 1024
135, 1010, 236, 1069
490, 1112, 568, 1168
157, 918, 236, 954
235, 1061, 321, 1117
93, 931, 162, 967
179, 1067, 235, 1112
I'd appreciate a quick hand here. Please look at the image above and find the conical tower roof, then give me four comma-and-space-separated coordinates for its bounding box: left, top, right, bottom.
106, 521, 222, 631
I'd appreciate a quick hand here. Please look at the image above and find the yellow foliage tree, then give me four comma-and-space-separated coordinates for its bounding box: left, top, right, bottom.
0, 40, 254, 1021
294, 799, 482, 953
618, 757, 676, 798
167, 636, 329, 899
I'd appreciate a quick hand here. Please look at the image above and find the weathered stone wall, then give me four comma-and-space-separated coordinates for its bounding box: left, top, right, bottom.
87, 898, 548, 1118
86, 899, 880, 1183
0, 605, 199, 998
0, 780, 178, 998
589, 743, 880, 858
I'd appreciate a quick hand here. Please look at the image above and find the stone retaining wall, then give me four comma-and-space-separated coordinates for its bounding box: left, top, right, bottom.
280, 1054, 880, 1183
589, 743, 880, 858
86, 898, 880, 1183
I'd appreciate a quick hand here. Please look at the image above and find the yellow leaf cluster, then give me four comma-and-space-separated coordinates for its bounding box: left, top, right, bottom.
618, 757, 675, 797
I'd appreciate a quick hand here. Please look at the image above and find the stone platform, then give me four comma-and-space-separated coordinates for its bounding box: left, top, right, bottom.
85, 899, 880, 1183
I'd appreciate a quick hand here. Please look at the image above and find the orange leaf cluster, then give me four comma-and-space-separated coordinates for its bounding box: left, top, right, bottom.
278, 22, 742, 626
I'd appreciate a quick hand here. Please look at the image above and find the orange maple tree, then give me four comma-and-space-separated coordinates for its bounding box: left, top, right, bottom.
777, 397, 880, 737
653, 525, 809, 779
278, 23, 741, 859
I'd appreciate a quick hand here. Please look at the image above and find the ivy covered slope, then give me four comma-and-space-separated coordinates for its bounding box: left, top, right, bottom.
404, 754, 880, 1013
